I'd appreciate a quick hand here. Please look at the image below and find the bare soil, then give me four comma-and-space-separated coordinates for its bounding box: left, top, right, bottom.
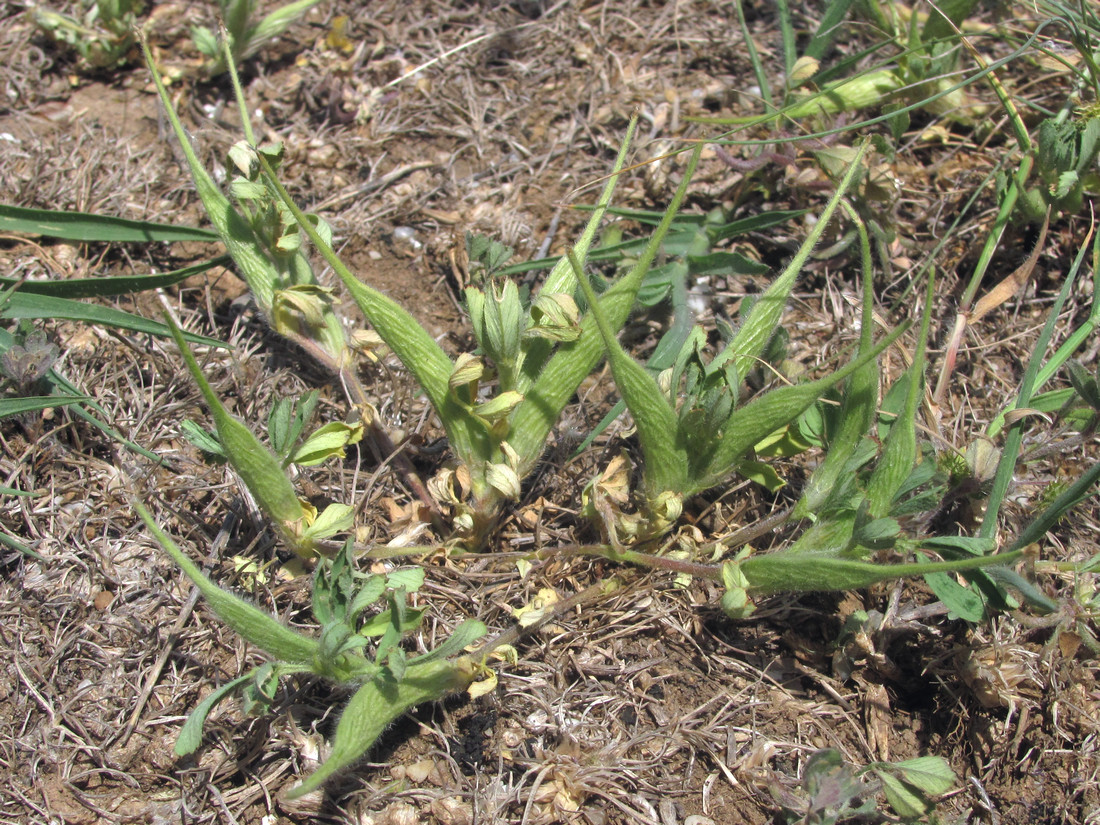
0, 2, 1098, 824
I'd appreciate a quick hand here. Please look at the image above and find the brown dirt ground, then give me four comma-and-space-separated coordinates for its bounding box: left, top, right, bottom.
1, 1, 1099, 824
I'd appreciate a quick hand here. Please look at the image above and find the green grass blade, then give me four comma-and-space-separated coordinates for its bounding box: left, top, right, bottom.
981, 223, 1097, 539
0, 204, 219, 243
0, 292, 225, 348
0, 321, 162, 460
0, 256, 232, 299
0, 396, 86, 418
1009, 460, 1100, 554
804, 0, 855, 61
0, 529, 44, 561
987, 233, 1100, 437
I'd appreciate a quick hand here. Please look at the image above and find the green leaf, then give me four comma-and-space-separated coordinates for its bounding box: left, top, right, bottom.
740, 550, 1022, 595
737, 459, 785, 492
410, 618, 487, 664
287, 421, 364, 467
923, 570, 987, 621
358, 605, 427, 637
571, 251, 688, 497
134, 500, 319, 664
165, 317, 307, 547
385, 567, 426, 593
701, 324, 906, 493
301, 503, 354, 542
0, 293, 225, 348
0, 256, 232, 299
511, 144, 703, 477
891, 755, 955, 795
284, 657, 473, 799
725, 140, 871, 385
0, 204, 219, 243
0, 395, 86, 419
347, 576, 387, 621
175, 673, 253, 755
180, 419, 227, 459
920, 535, 996, 556
878, 771, 933, 819
873, 756, 954, 819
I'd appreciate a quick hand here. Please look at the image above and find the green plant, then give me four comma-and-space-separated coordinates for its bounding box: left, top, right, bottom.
143, 33, 708, 547
192, 0, 324, 76
573, 140, 903, 539
31, 0, 143, 69
768, 748, 956, 824
134, 503, 489, 798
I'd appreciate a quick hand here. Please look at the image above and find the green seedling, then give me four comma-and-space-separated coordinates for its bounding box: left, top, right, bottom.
769, 748, 956, 824
31, 0, 143, 70
146, 36, 708, 546
134, 503, 487, 798
192, 0, 324, 76
1017, 108, 1100, 222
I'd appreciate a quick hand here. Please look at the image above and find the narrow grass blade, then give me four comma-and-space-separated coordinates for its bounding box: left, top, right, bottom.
134, 500, 318, 663
1009, 460, 1100, 553
0, 256, 232, 299
0, 529, 43, 561
804, 0, 855, 60
0, 204, 219, 243
987, 230, 1100, 437
0, 292, 225, 347
981, 221, 1097, 539
0, 396, 86, 418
